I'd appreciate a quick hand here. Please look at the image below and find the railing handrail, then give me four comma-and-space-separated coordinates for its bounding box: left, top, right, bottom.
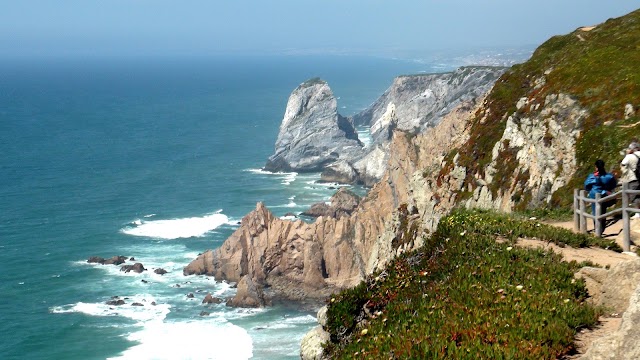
573, 182, 635, 251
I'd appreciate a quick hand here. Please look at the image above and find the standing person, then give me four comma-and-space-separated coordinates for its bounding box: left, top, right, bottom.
620, 142, 640, 219
584, 159, 617, 232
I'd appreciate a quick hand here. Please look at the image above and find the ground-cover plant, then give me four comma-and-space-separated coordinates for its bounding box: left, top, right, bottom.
324, 209, 609, 359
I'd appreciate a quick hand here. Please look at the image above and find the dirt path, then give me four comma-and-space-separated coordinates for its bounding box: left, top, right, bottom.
515, 217, 638, 358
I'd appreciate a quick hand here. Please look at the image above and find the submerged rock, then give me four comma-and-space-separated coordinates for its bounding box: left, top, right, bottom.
106, 299, 125, 306
120, 263, 146, 273
87, 255, 127, 265
202, 293, 223, 304
154, 268, 168, 275
103, 256, 128, 265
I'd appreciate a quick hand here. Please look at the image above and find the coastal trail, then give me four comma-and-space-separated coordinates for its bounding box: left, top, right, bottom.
515, 216, 640, 359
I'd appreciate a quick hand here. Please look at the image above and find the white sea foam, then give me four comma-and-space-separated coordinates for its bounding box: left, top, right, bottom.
281, 172, 297, 185
270, 200, 297, 208
356, 126, 372, 147
51, 294, 170, 322
245, 168, 273, 175
143, 214, 156, 218
109, 320, 252, 360
121, 213, 229, 239
244, 168, 298, 185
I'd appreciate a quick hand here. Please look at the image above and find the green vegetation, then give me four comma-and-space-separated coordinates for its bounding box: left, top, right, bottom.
440, 9, 640, 208
324, 209, 619, 359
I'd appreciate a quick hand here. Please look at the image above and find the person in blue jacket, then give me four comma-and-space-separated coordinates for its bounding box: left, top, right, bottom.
584, 159, 617, 231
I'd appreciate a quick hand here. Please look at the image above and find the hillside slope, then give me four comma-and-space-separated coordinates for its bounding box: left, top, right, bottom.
440, 9, 640, 209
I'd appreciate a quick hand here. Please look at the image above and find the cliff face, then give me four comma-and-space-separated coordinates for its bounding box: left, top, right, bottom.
352, 67, 505, 142
324, 66, 506, 186
264, 78, 362, 172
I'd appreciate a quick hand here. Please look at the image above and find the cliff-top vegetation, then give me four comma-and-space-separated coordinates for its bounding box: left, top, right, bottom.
442, 8, 640, 208
322, 209, 620, 359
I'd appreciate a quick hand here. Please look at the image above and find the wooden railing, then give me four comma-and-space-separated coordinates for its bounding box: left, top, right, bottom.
574, 182, 640, 252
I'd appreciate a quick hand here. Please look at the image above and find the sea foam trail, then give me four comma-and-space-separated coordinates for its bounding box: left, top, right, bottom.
109, 320, 253, 360
121, 213, 229, 239
50, 294, 171, 322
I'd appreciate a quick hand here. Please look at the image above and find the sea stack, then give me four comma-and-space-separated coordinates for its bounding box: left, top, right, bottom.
264, 78, 363, 172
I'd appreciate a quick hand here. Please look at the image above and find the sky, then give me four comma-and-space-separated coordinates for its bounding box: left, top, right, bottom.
0, 1, 638, 58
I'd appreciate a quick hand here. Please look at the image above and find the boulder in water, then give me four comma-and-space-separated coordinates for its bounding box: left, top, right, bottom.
120, 263, 146, 273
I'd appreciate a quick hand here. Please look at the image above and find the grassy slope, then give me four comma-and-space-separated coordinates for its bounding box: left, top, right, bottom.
443, 9, 640, 208
323, 210, 620, 359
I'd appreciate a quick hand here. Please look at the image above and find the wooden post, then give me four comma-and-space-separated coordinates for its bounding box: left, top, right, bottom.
580, 190, 587, 233
623, 182, 631, 252
574, 188, 580, 232
595, 193, 602, 237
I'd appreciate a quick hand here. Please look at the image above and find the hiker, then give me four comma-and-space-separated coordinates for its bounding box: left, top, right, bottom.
584, 159, 617, 232
620, 142, 640, 219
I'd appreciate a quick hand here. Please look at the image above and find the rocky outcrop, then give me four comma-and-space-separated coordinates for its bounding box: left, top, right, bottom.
225, 275, 271, 308
460, 93, 585, 210
300, 306, 330, 360
183, 251, 215, 276
352, 67, 506, 141
582, 282, 640, 360
202, 293, 223, 304
300, 326, 330, 360
301, 188, 360, 218
154, 268, 168, 275
264, 78, 363, 172
183, 202, 369, 299
576, 259, 640, 314
321, 67, 506, 185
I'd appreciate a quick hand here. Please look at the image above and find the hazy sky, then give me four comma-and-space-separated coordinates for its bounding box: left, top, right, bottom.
1, 1, 638, 58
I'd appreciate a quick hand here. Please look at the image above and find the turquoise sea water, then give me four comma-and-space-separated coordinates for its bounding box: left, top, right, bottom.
0, 52, 532, 359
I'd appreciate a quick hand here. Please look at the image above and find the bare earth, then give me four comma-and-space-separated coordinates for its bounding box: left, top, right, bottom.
517, 217, 639, 358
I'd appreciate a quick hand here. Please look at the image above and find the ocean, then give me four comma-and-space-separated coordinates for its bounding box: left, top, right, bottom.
0, 53, 524, 359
